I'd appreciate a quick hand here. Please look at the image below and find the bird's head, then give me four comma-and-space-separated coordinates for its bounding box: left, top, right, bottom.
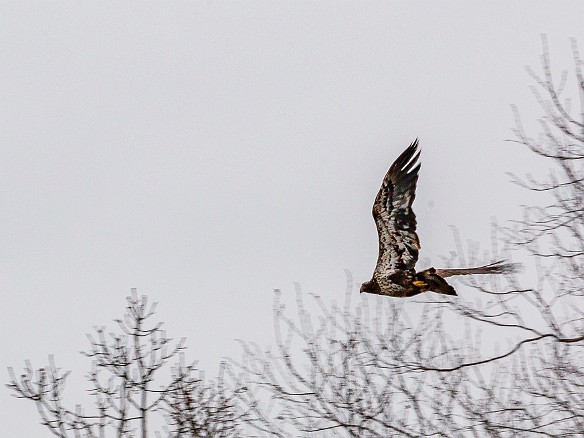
360, 280, 374, 294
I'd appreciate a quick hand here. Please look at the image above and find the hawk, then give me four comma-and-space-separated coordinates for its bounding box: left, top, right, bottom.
360, 139, 518, 297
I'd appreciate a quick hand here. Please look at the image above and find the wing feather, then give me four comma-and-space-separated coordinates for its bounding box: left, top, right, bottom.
373, 139, 421, 276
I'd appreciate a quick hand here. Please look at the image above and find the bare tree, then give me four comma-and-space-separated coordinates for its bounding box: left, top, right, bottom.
453, 34, 584, 437
7, 289, 242, 437
229, 273, 524, 437
228, 37, 584, 437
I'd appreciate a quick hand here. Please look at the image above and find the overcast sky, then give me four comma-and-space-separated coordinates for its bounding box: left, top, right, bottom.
2, 2, 584, 436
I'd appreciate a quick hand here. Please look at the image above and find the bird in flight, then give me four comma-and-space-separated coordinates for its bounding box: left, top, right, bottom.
360, 139, 518, 297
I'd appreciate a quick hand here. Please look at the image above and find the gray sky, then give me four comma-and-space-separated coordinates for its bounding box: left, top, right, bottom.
2, 2, 583, 435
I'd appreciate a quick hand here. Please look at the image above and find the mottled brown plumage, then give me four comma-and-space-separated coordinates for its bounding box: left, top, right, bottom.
361, 140, 519, 297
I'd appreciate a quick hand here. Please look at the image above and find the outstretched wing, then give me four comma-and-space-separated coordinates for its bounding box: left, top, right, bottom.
435, 260, 522, 278
373, 139, 421, 276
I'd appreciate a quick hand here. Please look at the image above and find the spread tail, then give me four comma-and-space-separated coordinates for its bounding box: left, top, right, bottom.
435, 260, 521, 278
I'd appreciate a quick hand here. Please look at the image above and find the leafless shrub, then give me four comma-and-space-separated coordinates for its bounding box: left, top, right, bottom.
7, 289, 242, 437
